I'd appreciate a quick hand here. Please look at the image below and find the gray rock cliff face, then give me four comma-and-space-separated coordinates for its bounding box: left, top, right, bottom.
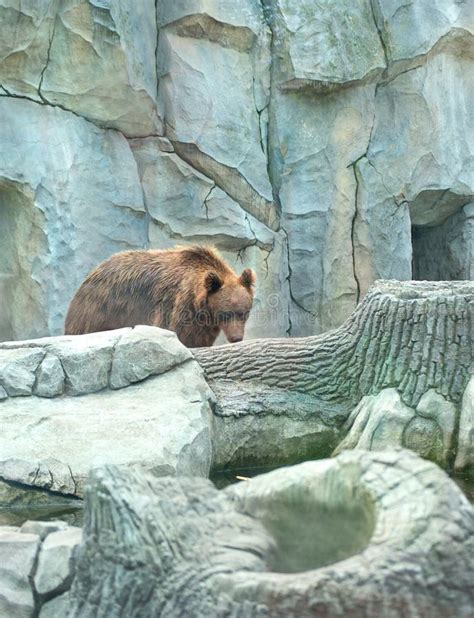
0, 0, 472, 341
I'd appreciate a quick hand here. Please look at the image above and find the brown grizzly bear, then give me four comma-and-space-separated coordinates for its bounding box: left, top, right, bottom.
64, 246, 256, 348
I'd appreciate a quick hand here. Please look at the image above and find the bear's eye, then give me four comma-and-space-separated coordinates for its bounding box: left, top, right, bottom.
217, 311, 234, 322
235, 312, 250, 320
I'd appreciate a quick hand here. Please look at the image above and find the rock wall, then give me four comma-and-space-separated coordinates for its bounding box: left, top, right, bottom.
1, 0, 473, 341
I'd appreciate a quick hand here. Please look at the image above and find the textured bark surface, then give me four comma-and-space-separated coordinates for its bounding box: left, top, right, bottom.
68, 450, 474, 618
194, 281, 473, 468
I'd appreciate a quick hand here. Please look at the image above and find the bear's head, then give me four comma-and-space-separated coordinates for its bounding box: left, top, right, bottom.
204, 267, 256, 343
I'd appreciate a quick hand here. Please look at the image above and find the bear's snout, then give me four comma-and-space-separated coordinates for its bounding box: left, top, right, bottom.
221, 319, 246, 344
228, 335, 243, 344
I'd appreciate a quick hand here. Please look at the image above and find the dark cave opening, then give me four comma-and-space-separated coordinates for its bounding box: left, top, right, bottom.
411, 203, 473, 281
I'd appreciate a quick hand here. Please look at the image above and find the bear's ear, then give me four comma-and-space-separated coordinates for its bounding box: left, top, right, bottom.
204, 271, 223, 294
240, 268, 256, 290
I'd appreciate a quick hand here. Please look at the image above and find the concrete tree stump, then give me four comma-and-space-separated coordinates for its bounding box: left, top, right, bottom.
194, 281, 474, 471
68, 450, 474, 617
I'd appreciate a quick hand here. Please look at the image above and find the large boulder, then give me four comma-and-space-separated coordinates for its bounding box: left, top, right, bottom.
0, 327, 214, 499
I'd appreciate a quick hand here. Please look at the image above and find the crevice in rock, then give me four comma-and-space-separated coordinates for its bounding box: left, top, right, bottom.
259, 0, 282, 220
0, 473, 84, 501
376, 27, 473, 90
449, 403, 463, 473
281, 227, 318, 331
234, 214, 274, 277
29, 537, 43, 618
351, 164, 362, 305
261, 241, 274, 279
252, 76, 268, 156
149, 216, 259, 254
31, 465, 41, 487
280, 67, 384, 94
154, 0, 160, 104
0, 87, 161, 140
0, 84, 103, 131
126, 143, 151, 247
37, 13, 57, 101
246, 213, 273, 253
378, 64, 421, 89
170, 140, 278, 231
107, 332, 123, 390
67, 464, 78, 496
202, 185, 215, 222
369, 0, 389, 70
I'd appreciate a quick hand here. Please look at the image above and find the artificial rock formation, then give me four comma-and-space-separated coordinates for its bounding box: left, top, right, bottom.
1, 0, 472, 342
195, 280, 474, 471
68, 450, 474, 617
0, 281, 472, 504
0, 520, 81, 618
0, 326, 214, 501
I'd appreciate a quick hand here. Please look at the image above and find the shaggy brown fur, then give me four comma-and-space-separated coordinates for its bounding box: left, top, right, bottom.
64, 246, 256, 348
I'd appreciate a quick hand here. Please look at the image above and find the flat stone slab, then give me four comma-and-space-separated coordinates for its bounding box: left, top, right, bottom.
0, 328, 214, 498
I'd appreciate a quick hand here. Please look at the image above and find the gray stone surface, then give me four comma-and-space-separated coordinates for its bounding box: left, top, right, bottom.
273, 83, 377, 332
0, 97, 146, 342
39, 592, 71, 618
0, 348, 44, 396
35, 527, 82, 597
34, 354, 65, 398
455, 374, 474, 474
0, 328, 214, 498
0, 326, 199, 397
157, 1, 274, 225
267, 0, 385, 90
374, 0, 473, 65
0, 527, 39, 617
353, 50, 474, 297
334, 388, 457, 467
265, 0, 473, 332
109, 325, 192, 389
0, 1, 56, 101
0, 521, 79, 617
0, 0, 162, 136
0, 458, 77, 496
68, 450, 474, 617
49, 333, 118, 396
